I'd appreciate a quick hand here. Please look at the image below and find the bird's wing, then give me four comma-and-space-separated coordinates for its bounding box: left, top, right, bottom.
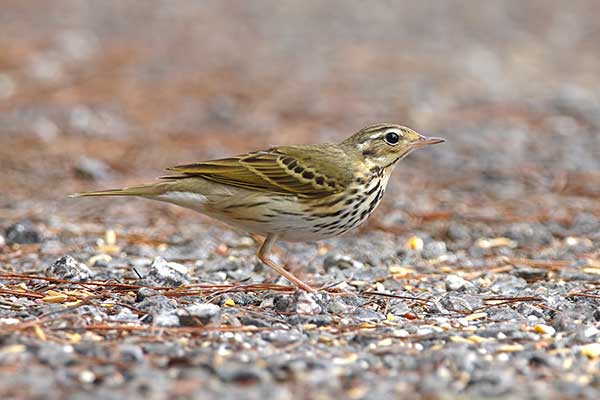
163, 144, 353, 198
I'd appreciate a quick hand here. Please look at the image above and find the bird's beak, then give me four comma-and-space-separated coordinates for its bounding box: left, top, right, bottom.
411, 136, 446, 148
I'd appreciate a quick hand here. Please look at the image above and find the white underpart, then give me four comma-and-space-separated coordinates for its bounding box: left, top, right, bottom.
156, 189, 321, 241
151, 169, 395, 242
157, 191, 210, 212
155, 189, 293, 237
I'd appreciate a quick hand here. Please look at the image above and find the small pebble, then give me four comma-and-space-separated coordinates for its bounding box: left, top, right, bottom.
417, 326, 435, 336
392, 329, 409, 338
147, 256, 190, 286
407, 236, 424, 251
5, 221, 41, 244
327, 298, 354, 314
78, 370, 96, 384
74, 156, 113, 181
565, 236, 579, 246
514, 267, 548, 282
580, 343, 600, 359
476, 237, 517, 249
445, 275, 472, 291
136, 287, 160, 301
46, 256, 91, 282
153, 312, 180, 327
497, 344, 524, 353
447, 223, 471, 242
177, 304, 221, 326
583, 326, 600, 338
295, 292, 322, 315
422, 241, 447, 259
534, 324, 556, 336
323, 254, 364, 270
136, 293, 177, 323
117, 345, 145, 364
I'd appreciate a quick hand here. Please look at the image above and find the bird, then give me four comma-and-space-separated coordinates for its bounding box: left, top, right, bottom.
72, 123, 444, 292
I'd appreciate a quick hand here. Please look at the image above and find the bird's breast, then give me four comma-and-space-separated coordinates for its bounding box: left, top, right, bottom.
290, 172, 390, 241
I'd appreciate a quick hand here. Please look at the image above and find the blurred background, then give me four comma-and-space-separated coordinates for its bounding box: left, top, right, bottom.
2, 4, 600, 398
1, 0, 599, 224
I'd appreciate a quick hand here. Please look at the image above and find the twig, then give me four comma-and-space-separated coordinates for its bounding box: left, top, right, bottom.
361, 291, 432, 304
82, 324, 279, 334
0, 288, 44, 299
566, 292, 600, 300
502, 258, 573, 270
0, 273, 148, 289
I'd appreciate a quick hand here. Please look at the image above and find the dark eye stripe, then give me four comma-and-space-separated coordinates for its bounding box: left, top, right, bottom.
362, 148, 377, 157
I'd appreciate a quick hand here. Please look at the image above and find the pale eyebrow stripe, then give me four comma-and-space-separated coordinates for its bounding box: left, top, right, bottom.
370, 129, 404, 140
362, 123, 396, 133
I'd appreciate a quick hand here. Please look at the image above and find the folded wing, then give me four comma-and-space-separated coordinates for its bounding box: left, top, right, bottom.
164, 145, 352, 198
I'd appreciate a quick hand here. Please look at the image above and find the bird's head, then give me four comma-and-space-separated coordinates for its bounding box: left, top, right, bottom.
341, 123, 445, 169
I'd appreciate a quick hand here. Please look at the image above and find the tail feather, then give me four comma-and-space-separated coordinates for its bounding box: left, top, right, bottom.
70, 184, 165, 198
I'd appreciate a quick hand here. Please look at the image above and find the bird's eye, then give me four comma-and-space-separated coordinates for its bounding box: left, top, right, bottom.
384, 131, 400, 145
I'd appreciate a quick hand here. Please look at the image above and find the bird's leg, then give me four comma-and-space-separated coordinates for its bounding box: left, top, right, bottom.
249, 233, 263, 245
257, 233, 315, 293
250, 233, 289, 261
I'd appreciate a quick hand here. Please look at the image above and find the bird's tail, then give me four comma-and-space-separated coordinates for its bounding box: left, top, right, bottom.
69, 183, 166, 198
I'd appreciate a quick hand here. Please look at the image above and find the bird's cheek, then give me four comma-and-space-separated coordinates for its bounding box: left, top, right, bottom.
373, 156, 388, 165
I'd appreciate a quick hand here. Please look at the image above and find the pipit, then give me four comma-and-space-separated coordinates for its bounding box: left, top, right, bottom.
73, 123, 444, 292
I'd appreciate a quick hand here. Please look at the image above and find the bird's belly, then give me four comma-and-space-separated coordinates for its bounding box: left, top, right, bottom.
155, 191, 211, 212
155, 190, 320, 241
212, 196, 376, 242
152, 177, 387, 243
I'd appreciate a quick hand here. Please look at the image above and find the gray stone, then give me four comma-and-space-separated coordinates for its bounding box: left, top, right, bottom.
74, 156, 113, 181
490, 275, 529, 295
352, 307, 385, 322
445, 274, 473, 291
146, 256, 190, 286
295, 292, 322, 315
514, 267, 549, 282
5, 221, 41, 244
177, 303, 221, 326
447, 223, 471, 242
439, 294, 483, 313
137, 294, 176, 314
323, 254, 364, 271
504, 223, 553, 245
117, 345, 145, 364
422, 241, 447, 259
153, 312, 180, 327
46, 255, 91, 282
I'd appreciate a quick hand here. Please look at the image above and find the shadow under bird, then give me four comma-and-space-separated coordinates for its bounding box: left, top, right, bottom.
72, 123, 445, 292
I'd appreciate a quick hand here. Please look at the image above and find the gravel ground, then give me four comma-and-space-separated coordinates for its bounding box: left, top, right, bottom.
1, 2, 600, 399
